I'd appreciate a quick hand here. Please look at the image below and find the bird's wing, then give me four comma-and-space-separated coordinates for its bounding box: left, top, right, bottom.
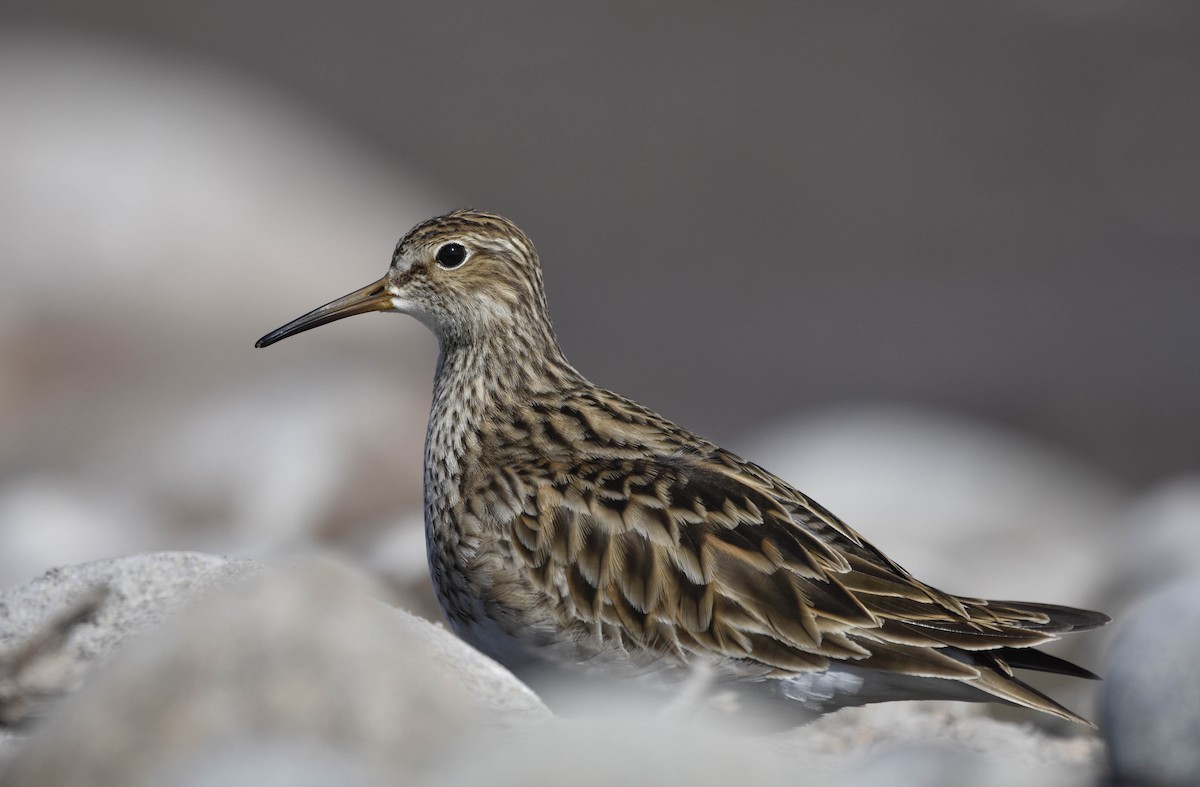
494, 449, 1104, 682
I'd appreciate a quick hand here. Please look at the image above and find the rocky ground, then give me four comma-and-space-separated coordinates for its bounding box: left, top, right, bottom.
1, 551, 1112, 787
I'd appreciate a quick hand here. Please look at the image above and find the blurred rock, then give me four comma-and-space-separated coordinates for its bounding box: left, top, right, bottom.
359, 509, 444, 622
93, 375, 427, 554
0, 477, 158, 588
153, 742, 374, 787
0, 585, 109, 726
0, 550, 1107, 785
1, 553, 548, 786
427, 714, 800, 787
1101, 575, 1200, 786
850, 741, 1084, 787
0, 551, 259, 689
0, 32, 440, 590
736, 404, 1120, 607
0, 552, 261, 771
796, 704, 1099, 785
1106, 475, 1200, 603
428, 702, 1099, 787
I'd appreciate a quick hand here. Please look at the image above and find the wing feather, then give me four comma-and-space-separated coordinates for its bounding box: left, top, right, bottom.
491, 449, 1102, 722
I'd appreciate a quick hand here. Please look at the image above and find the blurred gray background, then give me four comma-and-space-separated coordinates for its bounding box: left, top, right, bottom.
0, 1, 1197, 628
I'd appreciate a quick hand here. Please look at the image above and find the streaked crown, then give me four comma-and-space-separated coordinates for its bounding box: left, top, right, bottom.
388, 210, 552, 339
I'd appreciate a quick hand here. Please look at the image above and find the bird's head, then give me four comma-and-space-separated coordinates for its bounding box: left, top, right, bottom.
255, 210, 554, 349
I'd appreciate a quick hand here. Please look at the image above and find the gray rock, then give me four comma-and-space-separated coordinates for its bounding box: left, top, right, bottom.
0, 551, 262, 729
394, 602, 549, 719
427, 713, 802, 787
1, 585, 110, 726
0, 550, 1104, 786
152, 742, 373, 787
1, 552, 264, 772
0, 551, 260, 661
1102, 574, 1200, 786
1, 554, 548, 786
784, 703, 1099, 786
427, 701, 1099, 787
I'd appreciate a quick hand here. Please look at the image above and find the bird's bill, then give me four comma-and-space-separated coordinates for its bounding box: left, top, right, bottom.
255, 276, 393, 348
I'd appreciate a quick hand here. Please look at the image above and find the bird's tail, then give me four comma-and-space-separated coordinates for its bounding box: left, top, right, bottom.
958, 598, 1109, 726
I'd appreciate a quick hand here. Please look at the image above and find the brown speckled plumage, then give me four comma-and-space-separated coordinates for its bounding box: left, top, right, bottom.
257, 210, 1108, 725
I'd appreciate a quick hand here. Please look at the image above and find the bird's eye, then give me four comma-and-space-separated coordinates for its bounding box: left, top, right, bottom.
435, 243, 468, 269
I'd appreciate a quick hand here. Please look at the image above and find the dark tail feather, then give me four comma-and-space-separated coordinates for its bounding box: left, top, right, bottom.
994, 646, 1101, 680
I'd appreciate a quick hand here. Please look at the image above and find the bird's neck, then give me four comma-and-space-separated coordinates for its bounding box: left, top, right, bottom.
426, 324, 581, 467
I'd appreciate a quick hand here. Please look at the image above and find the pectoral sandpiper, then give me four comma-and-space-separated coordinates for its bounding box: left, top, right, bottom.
256, 210, 1108, 725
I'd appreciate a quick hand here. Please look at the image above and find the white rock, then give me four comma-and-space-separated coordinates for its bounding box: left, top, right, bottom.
795, 703, 1100, 784
427, 701, 1098, 787
1101, 574, 1200, 786
0, 551, 259, 678
1, 553, 548, 786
